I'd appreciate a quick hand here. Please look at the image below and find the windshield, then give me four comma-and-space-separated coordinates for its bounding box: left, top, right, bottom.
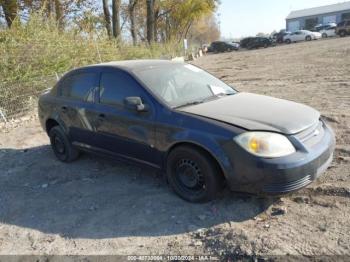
134, 63, 237, 108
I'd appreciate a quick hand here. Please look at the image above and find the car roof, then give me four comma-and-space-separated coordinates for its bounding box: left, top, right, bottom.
78, 59, 184, 72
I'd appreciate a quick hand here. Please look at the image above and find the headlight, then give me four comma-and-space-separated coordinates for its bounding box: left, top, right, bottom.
234, 132, 296, 158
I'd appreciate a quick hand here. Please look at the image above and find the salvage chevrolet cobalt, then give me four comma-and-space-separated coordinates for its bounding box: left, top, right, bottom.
38, 60, 335, 202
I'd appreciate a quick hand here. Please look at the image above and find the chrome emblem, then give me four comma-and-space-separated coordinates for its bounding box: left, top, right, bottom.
313, 129, 320, 137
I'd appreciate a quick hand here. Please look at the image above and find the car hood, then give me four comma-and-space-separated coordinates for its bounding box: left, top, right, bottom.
177, 92, 320, 135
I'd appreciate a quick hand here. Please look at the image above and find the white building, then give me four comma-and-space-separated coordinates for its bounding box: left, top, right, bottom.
286, 2, 350, 32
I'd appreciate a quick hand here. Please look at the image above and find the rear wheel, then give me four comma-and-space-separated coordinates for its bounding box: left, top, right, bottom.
166, 146, 223, 203
49, 126, 79, 162
339, 30, 346, 37
285, 39, 291, 44
322, 33, 328, 38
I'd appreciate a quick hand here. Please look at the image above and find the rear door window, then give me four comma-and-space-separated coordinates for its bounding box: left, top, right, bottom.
60, 72, 97, 102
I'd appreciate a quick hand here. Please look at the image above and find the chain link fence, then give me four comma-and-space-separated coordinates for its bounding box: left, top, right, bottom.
0, 73, 63, 122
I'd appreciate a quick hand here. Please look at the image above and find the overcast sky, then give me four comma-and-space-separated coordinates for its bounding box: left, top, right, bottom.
218, 0, 347, 38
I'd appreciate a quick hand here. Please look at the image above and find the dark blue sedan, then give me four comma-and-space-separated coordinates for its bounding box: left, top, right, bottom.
38, 60, 335, 202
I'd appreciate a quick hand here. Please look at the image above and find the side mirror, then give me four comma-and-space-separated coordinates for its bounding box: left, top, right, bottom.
124, 96, 148, 112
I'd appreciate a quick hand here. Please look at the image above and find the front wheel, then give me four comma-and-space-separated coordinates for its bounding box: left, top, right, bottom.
166, 146, 223, 203
306, 35, 312, 41
49, 126, 80, 162
285, 39, 291, 44
322, 33, 328, 38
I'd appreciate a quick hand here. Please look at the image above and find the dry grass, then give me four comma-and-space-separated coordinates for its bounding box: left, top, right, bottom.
0, 14, 181, 119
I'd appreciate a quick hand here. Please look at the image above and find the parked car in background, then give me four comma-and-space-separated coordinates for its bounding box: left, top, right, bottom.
314, 22, 337, 38
246, 37, 273, 49
240, 37, 255, 48
284, 30, 321, 44
208, 41, 239, 53
314, 22, 337, 32
320, 26, 337, 38
272, 30, 291, 43
336, 20, 350, 37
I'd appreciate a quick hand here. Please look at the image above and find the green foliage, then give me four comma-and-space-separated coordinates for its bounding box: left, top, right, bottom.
156, 0, 218, 42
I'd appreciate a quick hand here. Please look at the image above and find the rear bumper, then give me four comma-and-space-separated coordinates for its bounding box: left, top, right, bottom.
226, 121, 336, 195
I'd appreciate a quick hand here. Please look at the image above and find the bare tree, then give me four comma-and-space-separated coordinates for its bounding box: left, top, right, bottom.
1, 0, 18, 27
153, 5, 159, 42
102, 0, 112, 38
54, 0, 63, 29
128, 0, 138, 45
146, 0, 154, 44
112, 0, 121, 39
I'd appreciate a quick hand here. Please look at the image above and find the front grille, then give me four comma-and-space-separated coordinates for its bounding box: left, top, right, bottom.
263, 175, 312, 193
294, 120, 325, 148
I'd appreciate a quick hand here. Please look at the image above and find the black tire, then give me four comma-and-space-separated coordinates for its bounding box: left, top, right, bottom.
322, 33, 327, 38
285, 39, 291, 44
339, 30, 346, 37
306, 35, 312, 41
49, 126, 79, 162
166, 146, 223, 203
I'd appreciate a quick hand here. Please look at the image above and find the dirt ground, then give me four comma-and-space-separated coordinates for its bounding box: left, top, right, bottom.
0, 37, 350, 259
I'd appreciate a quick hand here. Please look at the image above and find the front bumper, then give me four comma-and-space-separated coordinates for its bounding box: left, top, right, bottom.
226, 120, 336, 195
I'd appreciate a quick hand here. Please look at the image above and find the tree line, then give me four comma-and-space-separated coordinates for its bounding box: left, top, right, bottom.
0, 0, 220, 45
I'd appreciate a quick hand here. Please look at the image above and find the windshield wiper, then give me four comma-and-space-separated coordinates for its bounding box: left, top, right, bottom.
174, 93, 235, 109
202, 92, 235, 102
174, 100, 204, 109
